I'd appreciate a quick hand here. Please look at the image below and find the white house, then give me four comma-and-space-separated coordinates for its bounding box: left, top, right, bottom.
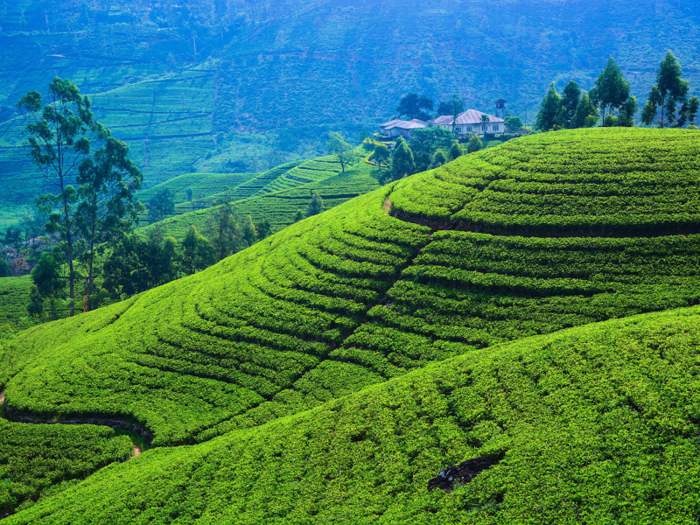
431, 110, 504, 136
379, 118, 429, 139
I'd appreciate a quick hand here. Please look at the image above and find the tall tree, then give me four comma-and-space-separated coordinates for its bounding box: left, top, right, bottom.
27, 252, 65, 320
209, 202, 242, 261
449, 141, 466, 161
76, 132, 142, 308
327, 132, 353, 173
557, 80, 581, 129
181, 225, 215, 274
444, 93, 465, 133
396, 93, 434, 121
572, 91, 600, 128
480, 114, 491, 135
408, 127, 453, 173
389, 137, 415, 182
642, 51, 700, 128
618, 96, 638, 127
535, 83, 562, 131
589, 58, 631, 123
18, 77, 96, 317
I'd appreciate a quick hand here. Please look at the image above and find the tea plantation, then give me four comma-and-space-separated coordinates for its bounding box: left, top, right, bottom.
0, 277, 32, 328
2, 128, 700, 522
5, 306, 700, 523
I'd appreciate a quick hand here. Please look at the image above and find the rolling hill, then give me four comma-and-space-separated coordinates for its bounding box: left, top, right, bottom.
5, 304, 700, 523
2, 0, 700, 230
1, 128, 700, 520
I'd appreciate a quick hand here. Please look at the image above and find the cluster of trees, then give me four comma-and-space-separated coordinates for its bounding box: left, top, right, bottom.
17, 78, 143, 317
368, 128, 474, 184
31, 204, 271, 319
536, 52, 698, 131
12, 77, 277, 322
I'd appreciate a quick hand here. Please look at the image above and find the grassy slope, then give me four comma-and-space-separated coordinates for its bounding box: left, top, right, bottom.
6, 305, 700, 523
140, 149, 379, 239
1, 128, 699, 451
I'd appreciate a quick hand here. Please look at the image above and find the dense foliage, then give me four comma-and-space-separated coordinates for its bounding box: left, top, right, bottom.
6, 306, 700, 523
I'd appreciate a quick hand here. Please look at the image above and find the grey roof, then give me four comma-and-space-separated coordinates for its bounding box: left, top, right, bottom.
391, 119, 429, 130
380, 119, 403, 129
432, 110, 504, 126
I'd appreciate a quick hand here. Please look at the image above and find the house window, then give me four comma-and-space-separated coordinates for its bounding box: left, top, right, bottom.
466, 126, 472, 132
493, 125, 499, 132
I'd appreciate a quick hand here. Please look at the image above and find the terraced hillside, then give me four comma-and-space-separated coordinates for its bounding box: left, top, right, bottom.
6, 304, 700, 523
2, 128, 700, 520
140, 149, 379, 239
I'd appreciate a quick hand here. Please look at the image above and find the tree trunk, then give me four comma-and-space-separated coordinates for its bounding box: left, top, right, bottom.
63, 195, 75, 317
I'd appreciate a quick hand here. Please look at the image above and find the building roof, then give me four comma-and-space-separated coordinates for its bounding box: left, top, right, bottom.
431, 110, 505, 126
380, 119, 403, 129
391, 119, 429, 130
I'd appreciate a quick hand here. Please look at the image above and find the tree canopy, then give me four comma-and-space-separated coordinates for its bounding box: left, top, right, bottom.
396, 93, 434, 121
642, 51, 699, 128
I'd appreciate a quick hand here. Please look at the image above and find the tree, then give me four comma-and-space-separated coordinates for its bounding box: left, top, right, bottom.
209, 202, 243, 261
449, 141, 465, 161
467, 134, 483, 153
557, 81, 581, 129
618, 96, 638, 127
0, 259, 10, 277
572, 91, 600, 128
396, 93, 434, 121
369, 143, 390, 167
18, 77, 95, 317
241, 215, 257, 246
257, 219, 272, 240
75, 131, 143, 308
443, 93, 465, 133
327, 132, 353, 173
185, 188, 193, 202
27, 252, 64, 319
504, 116, 524, 134
306, 191, 324, 217
430, 149, 448, 169
181, 225, 215, 274
103, 229, 178, 299
642, 51, 700, 128
535, 83, 561, 131
389, 137, 415, 183
408, 127, 454, 173
480, 114, 491, 135
589, 58, 631, 123
292, 210, 305, 223
147, 189, 175, 223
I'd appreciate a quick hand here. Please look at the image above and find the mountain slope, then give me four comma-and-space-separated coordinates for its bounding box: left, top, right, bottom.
2, 128, 699, 450
6, 305, 700, 523
2, 0, 700, 229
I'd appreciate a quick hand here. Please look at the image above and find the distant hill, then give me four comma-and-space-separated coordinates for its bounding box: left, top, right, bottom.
2, 0, 700, 230
141, 148, 380, 239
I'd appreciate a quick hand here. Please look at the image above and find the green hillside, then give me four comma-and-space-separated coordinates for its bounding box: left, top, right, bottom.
140, 149, 380, 239
2, 128, 700, 520
0, 276, 32, 328
137, 171, 257, 211
6, 305, 700, 523
2, 0, 700, 230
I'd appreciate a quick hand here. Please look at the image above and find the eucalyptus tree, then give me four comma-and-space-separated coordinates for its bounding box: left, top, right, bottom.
642, 51, 699, 128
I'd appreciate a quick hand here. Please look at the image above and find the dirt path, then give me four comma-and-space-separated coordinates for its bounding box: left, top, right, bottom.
0, 391, 5, 404
133, 444, 142, 458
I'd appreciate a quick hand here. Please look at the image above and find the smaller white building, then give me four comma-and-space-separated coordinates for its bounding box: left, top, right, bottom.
431, 110, 504, 137
379, 118, 429, 139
